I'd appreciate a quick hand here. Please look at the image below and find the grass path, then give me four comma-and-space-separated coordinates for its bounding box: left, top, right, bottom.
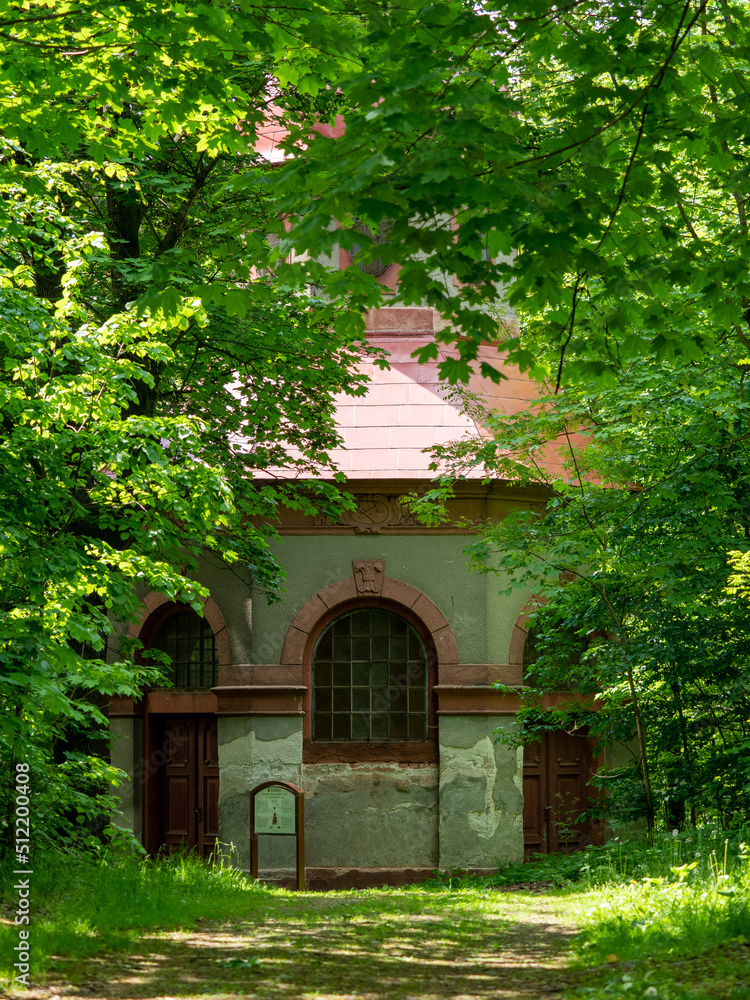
6, 887, 613, 1000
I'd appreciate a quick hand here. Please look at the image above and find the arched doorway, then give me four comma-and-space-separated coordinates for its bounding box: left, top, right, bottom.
135, 599, 227, 856
511, 615, 602, 855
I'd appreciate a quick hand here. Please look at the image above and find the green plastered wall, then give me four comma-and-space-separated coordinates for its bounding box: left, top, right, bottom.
221, 533, 528, 872
109, 717, 143, 843
218, 716, 302, 872
303, 763, 439, 868
196, 553, 254, 663
251, 534, 526, 668
217, 716, 442, 871
438, 716, 524, 868
113, 532, 531, 872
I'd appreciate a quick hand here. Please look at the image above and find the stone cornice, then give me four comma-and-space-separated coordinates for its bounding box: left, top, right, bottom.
212, 684, 307, 716
253, 479, 551, 535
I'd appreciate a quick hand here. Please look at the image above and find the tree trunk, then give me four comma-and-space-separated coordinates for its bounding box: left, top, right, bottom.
106, 176, 142, 310
625, 657, 655, 835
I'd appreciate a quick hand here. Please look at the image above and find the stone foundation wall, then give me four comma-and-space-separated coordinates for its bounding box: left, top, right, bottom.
213, 712, 523, 877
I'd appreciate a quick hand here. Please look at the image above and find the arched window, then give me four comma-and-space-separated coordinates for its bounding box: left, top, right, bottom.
312, 608, 428, 742
523, 625, 587, 690
149, 608, 218, 689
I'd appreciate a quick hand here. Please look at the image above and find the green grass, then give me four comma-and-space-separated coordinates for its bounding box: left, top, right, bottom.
2, 832, 750, 999
1, 849, 270, 979
431, 825, 750, 891
1, 849, 567, 998
425, 828, 750, 999
563, 834, 750, 999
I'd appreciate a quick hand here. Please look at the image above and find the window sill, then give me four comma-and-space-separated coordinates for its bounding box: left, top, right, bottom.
303, 741, 438, 763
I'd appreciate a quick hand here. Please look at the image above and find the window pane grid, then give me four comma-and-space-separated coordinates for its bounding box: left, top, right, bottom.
313, 610, 428, 742
150, 610, 218, 689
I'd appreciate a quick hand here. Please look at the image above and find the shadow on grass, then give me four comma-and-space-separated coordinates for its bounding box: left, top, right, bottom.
29, 890, 582, 1000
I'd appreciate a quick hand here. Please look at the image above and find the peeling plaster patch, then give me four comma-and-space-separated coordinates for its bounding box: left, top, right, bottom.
384, 801, 432, 813
250, 729, 302, 765
440, 736, 503, 839
218, 729, 302, 768
303, 763, 439, 799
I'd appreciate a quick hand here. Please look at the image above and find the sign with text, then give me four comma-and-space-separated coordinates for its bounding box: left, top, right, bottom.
253, 784, 296, 835
249, 780, 305, 891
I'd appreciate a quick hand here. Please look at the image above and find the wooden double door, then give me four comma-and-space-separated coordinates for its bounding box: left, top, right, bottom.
523, 729, 599, 855
157, 716, 219, 858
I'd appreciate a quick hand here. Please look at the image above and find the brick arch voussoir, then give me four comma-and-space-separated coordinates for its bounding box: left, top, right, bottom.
280, 576, 458, 674
508, 595, 547, 670
128, 592, 233, 667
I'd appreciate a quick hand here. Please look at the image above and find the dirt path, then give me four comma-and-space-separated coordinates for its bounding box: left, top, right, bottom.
10, 891, 608, 1000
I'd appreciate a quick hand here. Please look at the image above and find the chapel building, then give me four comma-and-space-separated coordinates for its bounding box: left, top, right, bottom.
109, 290, 602, 887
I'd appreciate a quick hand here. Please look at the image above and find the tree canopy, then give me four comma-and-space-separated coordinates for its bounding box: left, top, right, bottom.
3, 0, 750, 844
287, 0, 750, 384
0, 0, 376, 847
284, 0, 750, 829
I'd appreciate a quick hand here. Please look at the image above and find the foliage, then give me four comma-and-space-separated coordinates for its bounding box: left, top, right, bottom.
284, 0, 750, 384
434, 827, 750, 891
0, 0, 377, 850
416, 348, 750, 830
275, 0, 750, 832
569, 833, 750, 992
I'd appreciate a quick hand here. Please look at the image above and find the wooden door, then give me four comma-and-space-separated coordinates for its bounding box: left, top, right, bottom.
197, 717, 220, 858
523, 729, 595, 856
158, 717, 219, 857
522, 739, 547, 854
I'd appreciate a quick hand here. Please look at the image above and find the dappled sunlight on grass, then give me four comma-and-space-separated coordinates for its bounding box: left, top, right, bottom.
4, 840, 749, 999
3, 873, 578, 1000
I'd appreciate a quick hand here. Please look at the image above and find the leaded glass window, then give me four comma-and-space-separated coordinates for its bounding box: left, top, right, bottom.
150, 610, 218, 689
313, 609, 428, 742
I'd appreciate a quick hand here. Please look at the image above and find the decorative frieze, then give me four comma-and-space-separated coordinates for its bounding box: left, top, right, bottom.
313, 494, 422, 533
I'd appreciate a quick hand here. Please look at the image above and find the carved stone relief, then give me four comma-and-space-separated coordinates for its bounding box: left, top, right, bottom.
352, 559, 385, 596
334, 494, 421, 533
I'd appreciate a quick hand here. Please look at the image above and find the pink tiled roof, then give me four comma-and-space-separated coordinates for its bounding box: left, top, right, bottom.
251, 307, 567, 481
322, 358, 480, 477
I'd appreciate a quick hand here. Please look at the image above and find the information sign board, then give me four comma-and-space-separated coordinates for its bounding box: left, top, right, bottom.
249, 780, 305, 890
253, 785, 296, 835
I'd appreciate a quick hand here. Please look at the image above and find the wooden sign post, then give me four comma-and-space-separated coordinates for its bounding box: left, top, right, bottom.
249, 780, 305, 891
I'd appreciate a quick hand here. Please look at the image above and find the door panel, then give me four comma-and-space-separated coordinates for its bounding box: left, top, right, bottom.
522, 740, 547, 854
523, 729, 594, 855
161, 720, 195, 848
197, 717, 220, 858
158, 717, 219, 856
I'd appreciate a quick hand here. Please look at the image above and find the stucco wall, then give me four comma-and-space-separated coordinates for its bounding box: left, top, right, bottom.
303, 763, 439, 868
195, 553, 253, 664
218, 716, 302, 871
251, 535, 525, 668
210, 536, 529, 873
438, 716, 524, 868
215, 712, 524, 873
110, 532, 532, 875
109, 717, 143, 843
